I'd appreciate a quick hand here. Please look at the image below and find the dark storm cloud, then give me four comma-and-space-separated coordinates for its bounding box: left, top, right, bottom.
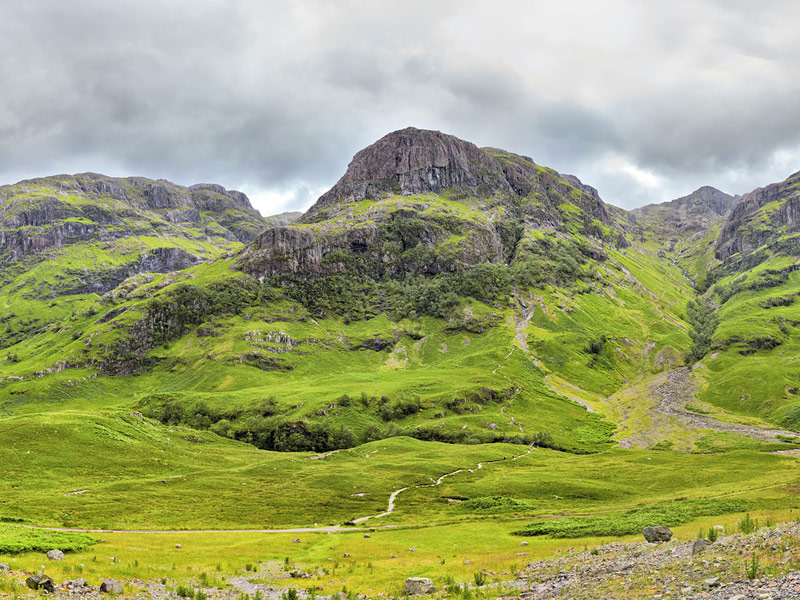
1, 0, 800, 212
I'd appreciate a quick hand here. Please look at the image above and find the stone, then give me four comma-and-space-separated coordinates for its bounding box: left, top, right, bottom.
175, 544, 181, 549
693, 538, 712, 555
728, 596, 746, 600
100, 579, 124, 594
293, 538, 301, 543
343, 553, 350, 558
404, 577, 435, 595
0, 563, 9, 572
290, 570, 310, 579
703, 576, 720, 587
642, 526, 673, 543
520, 541, 528, 546
46, 549, 65, 561
364, 534, 371, 538
26, 574, 55, 593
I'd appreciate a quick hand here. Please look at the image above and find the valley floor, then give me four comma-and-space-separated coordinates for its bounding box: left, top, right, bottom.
2, 518, 800, 599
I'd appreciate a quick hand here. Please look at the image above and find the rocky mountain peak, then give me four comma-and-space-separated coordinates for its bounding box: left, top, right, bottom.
303, 127, 513, 220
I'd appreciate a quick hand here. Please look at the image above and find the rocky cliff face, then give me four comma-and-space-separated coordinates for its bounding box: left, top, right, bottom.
304, 128, 610, 225
715, 170, 800, 263
239, 128, 622, 280
304, 128, 511, 220
0, 173, 267, 262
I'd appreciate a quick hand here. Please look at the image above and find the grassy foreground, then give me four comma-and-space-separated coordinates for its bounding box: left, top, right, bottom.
2, 509, 800, 597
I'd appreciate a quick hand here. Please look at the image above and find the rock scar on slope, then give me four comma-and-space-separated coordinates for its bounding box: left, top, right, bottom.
652, 367, 797, 443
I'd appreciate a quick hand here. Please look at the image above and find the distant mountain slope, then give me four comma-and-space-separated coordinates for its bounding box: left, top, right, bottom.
0, 172, 267, 291
0, 173, 266, 258
0, 172, 268, 350
631, 186, 737, 234
264, 211, 303, 226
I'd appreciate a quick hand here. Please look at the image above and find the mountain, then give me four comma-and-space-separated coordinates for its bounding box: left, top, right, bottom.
0, 172, 267, 350
239, 127, 625, 280
1, 127, 799, 538
630, 185, 737, 234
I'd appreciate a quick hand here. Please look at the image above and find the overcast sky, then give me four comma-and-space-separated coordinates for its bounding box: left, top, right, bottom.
2, 0, 799, 214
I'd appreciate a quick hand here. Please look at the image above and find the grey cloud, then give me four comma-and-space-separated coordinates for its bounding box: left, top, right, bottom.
1, 0, 800, 214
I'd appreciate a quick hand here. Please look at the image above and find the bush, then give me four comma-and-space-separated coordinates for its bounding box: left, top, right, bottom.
0, 524, 97, 554
458, 496, 533, 514
512, 499, 749, 538
782, 406, 800, 433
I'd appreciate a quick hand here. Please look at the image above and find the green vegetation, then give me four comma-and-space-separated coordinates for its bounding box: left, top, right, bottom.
0, 524, 96, 554
457, 496, 534, 514
4, 154, 800, 595
511, 498, 750, 538
685, 298, 718, 363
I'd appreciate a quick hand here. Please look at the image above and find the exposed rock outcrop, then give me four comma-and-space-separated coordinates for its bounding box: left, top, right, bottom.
630, 186, 737, 235
0, 172, 267, 262
715, 170, 800, 263
239, 127, 622, 279
306, 128, 512, 219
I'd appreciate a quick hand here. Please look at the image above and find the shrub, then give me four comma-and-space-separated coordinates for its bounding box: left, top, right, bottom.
512, 499, 749, 538
738, 513, 758, 534
782, 406, 800, 433
458, 496, 533, 514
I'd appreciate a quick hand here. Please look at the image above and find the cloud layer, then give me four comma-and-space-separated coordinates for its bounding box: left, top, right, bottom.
2, 0, 799, 213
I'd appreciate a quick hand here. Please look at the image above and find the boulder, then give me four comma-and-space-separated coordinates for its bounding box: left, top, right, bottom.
63, 577, 89, 589
46, 549, 65, 561
692, 538, 711, 555
26, 574, 55, 593
642, 526, 673, 543
289, 570, 310, 579
404, 577, 435, 595
0, 563, 9, 572
100, 579, 123, 594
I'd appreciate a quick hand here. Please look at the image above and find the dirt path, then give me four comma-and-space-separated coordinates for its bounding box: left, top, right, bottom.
508, 286, 596, 413
23, 449, 535, 535
353, 447, 534, 524
652, 367, 797, 442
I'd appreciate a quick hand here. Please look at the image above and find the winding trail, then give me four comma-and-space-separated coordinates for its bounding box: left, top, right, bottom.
22, 448, 536, 535
508, 286, 596, 413
352, 446, 534, 524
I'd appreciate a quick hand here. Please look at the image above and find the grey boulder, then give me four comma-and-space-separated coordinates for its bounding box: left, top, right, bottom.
46, 549, 65, 561
26, 574, 55, 593
642, 526, 673, 543
692, 538, 711, 555
100, 579, 123, 594
404, 577, 435, 595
